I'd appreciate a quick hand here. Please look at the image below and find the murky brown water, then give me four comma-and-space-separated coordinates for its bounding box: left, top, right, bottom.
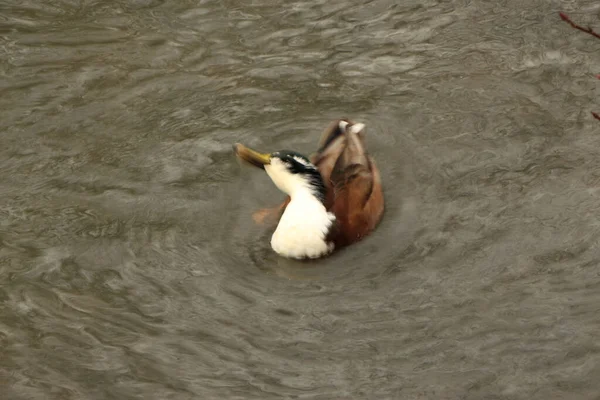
1, 1, 600, 399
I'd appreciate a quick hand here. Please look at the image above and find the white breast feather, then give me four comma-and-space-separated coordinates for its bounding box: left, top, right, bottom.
270, 195, 335, 259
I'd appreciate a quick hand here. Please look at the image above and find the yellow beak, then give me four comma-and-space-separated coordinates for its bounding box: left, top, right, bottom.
233, 143, 271, 169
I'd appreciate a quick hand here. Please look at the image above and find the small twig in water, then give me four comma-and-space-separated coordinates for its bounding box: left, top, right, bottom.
559, 12, 600, 40
560, 12, 600, 122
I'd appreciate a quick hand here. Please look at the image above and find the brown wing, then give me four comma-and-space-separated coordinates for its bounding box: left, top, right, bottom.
314, 120, 384, 247
311, 120, 348, 209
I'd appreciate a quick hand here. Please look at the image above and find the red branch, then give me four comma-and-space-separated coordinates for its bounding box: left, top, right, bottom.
560, 12, 600, 122
559, 12, 600, 39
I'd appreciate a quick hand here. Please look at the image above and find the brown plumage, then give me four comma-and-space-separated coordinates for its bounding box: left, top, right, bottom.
238, 119, 384, 254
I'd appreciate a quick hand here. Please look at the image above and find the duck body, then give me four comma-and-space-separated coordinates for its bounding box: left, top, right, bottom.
234, 119, 384, 259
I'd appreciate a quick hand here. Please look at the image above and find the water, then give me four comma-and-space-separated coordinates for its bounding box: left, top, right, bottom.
1, 1, 600, 399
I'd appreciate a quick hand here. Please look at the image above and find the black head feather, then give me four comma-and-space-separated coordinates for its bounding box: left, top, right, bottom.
271, 150, 326, 203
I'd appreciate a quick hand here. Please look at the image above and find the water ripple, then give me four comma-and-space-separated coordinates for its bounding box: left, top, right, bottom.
2, 0, 600, 399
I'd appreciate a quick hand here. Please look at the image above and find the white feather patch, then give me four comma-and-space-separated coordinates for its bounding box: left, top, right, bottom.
270, 193, 335, 259
264, 158, 335, 259
349, 123, 365, 134
265, 158, 311, 196
292, 155, 313, 168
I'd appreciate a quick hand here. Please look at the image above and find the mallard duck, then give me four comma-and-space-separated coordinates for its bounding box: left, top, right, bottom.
233, 119, 384, 259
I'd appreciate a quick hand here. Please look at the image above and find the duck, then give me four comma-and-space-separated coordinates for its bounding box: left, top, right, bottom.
233, 119, 384, 259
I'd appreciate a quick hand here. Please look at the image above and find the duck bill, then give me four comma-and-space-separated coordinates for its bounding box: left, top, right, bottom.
233, 143, 271, 170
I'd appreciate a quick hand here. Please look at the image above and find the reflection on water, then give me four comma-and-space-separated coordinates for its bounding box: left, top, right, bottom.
2, 0, 600, 399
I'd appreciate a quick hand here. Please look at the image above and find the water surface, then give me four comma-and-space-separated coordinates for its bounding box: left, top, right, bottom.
1, 1, 600, 399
